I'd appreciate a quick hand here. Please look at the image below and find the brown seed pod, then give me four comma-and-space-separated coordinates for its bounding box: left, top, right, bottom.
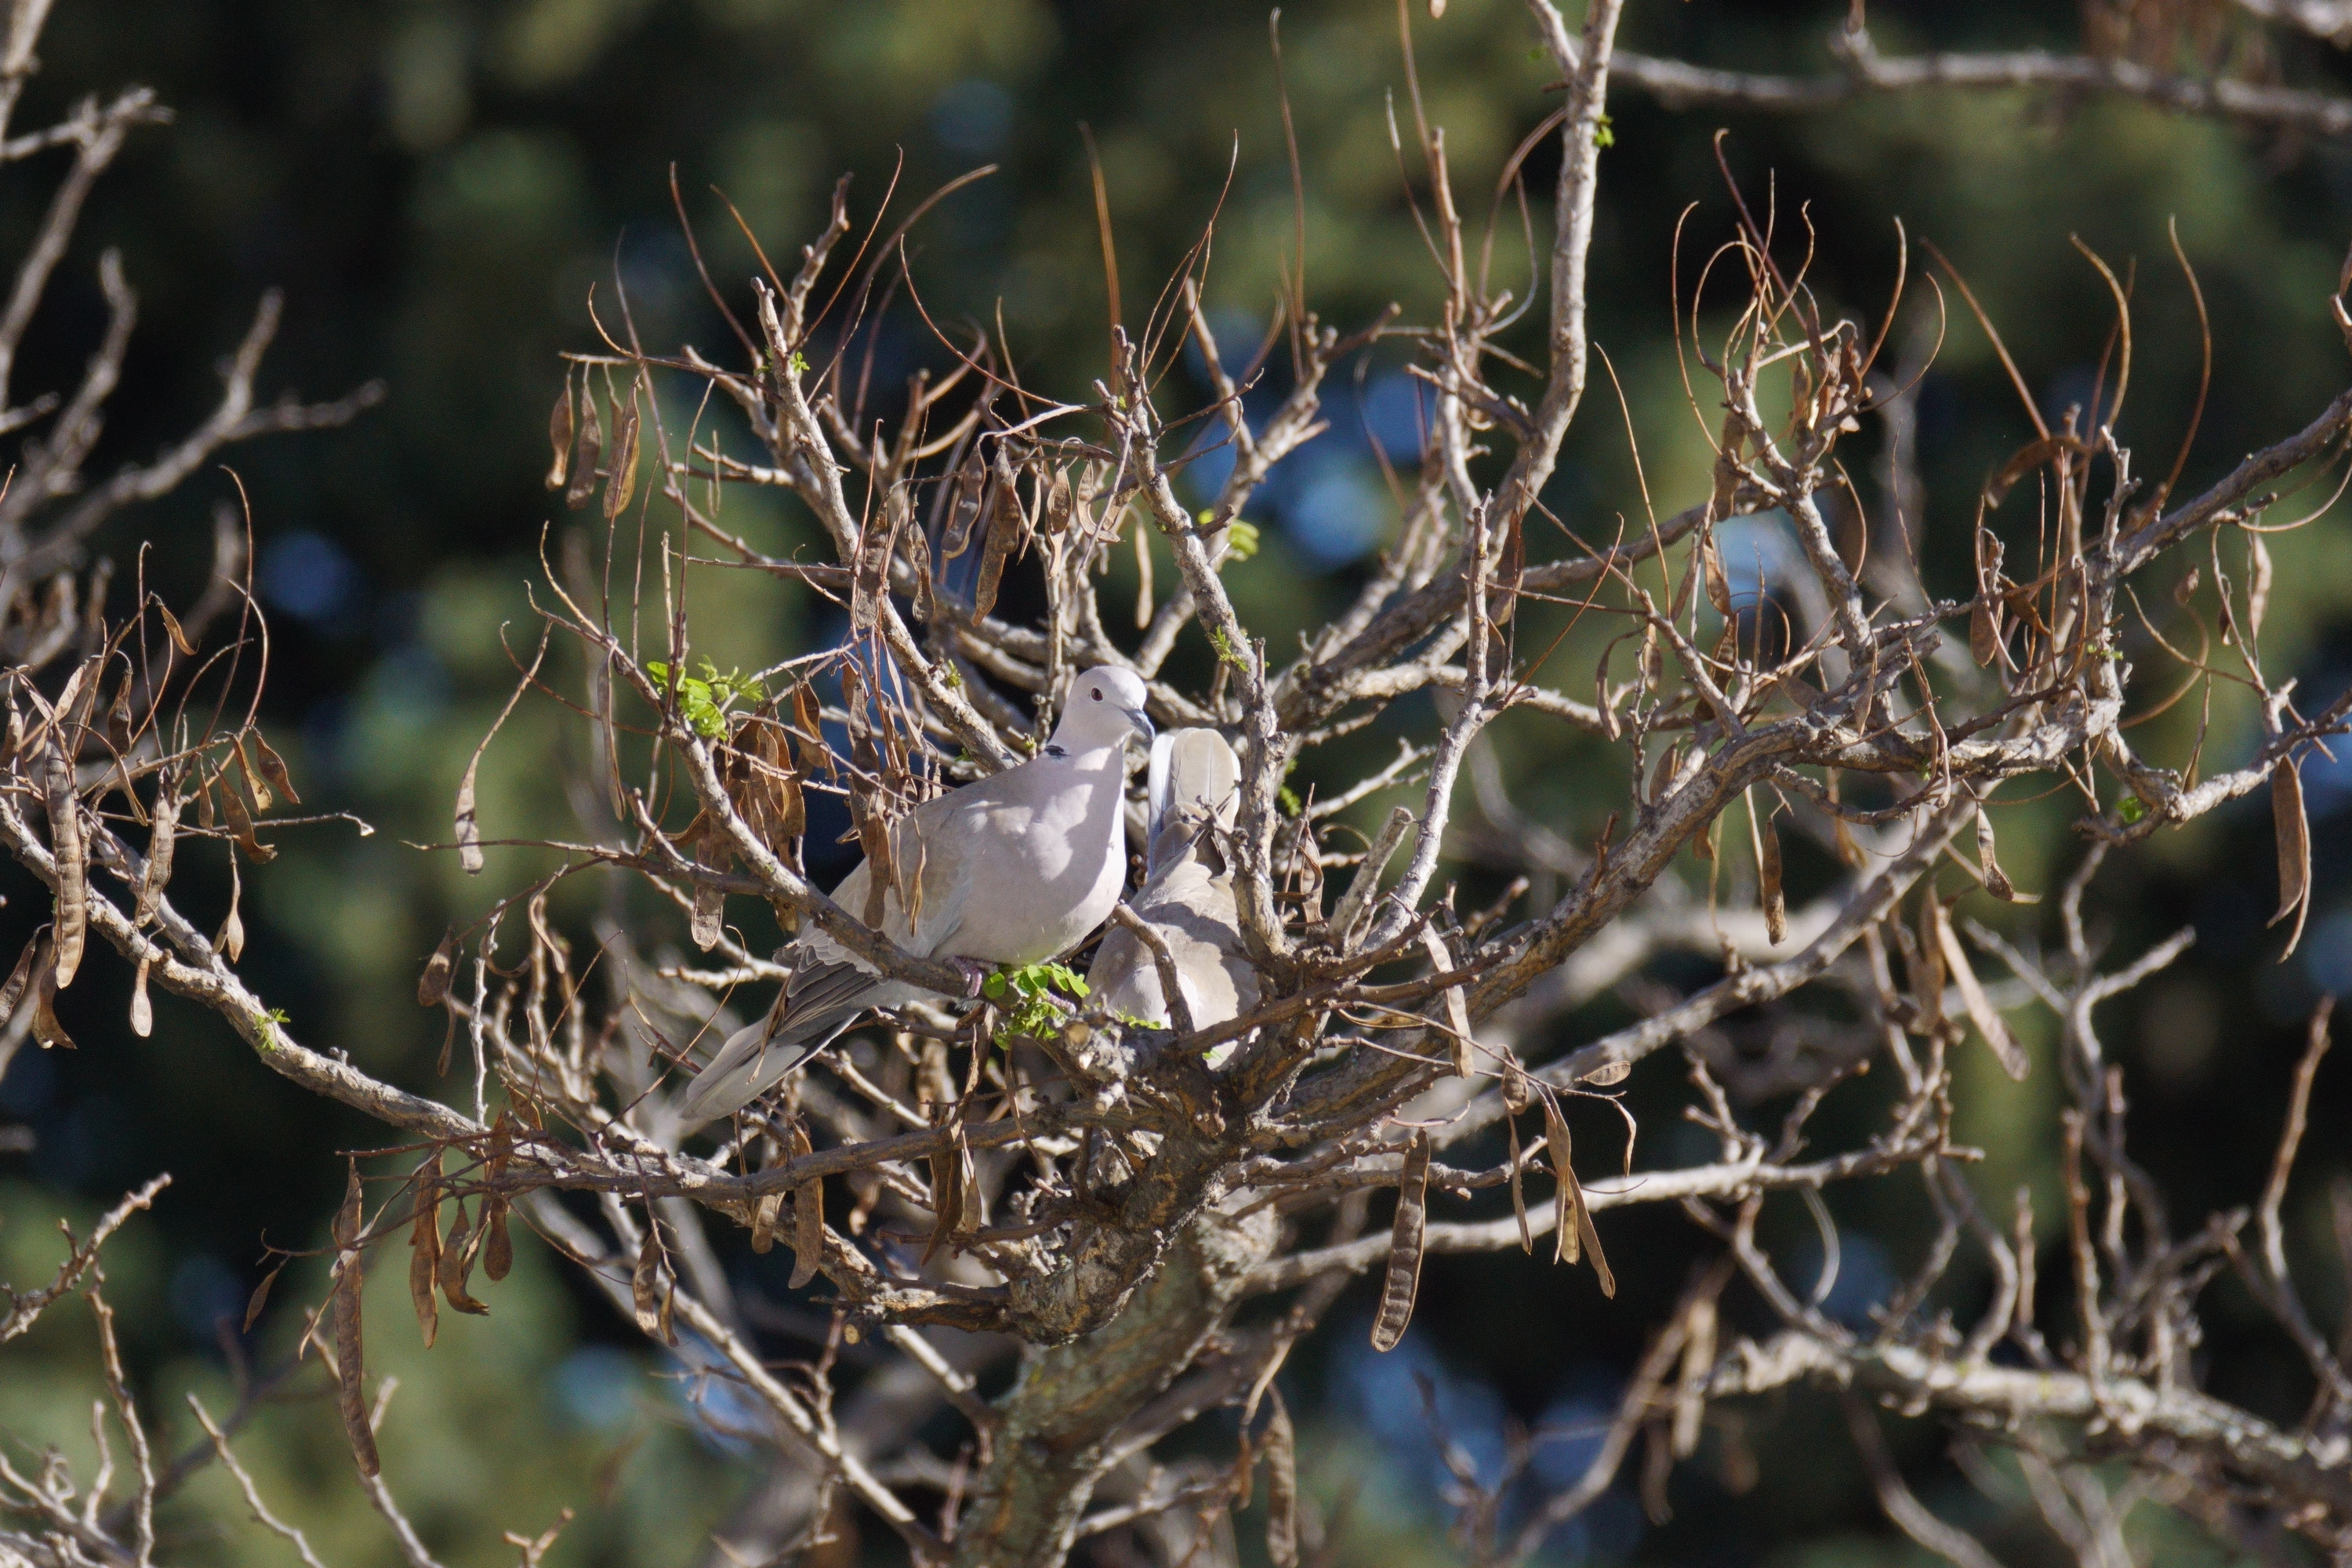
331, 1163, 379, 1476
545, 377, 575, 492
1370, 1129, 1431, 1352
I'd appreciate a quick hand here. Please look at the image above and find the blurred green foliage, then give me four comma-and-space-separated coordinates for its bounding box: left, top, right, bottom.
3, 0, 2351, 1563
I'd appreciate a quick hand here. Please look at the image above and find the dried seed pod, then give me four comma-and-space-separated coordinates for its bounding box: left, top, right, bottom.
1418, 927, 1473, 1077
1911, 895, 1947, 1037
2248, 533, 2274, 643
1544, 1097, 1614, 1294
1043, 466, 1075, 535
1969, 597, 2002, 667
409, 1151, 442, 1348
750, 1191, 782, 1254
438, 1199, 489, 1316
1975, 805, 2015, 900
1264, 1390, 1300, 1568
971, 464, 1026, 621
1701, 526, 1732, 617
630, 1222, 670, 1341
545, 377, 575, 491
157, 601, 197, 656
0, 935, 39, 1021
244, 1259, 285, 1334
1544, 1097, 1579, 1266
250, 730, 301, 807
1931, 898, 2027, 1080
1672, 1290, 1716, 1458
217, 768, 275, 863
2270, 753, 2311, 957
129, 956, 151, 1037
234, 735, 271, 814
216, 858, 245, 964
690, 820, 728, 951
417, 928, 456, 1008
565, 376, 602, 509
788, 1117, 822, 1290
482, 1196, 512, 1284
45, 739, 83, 989
1370, 1129, 1431, 1352
605, 393, 642, 520
1748, 791, 1785, 946
31, 953, 73, 1050
1507, 1112, 1533, 1254
331, 1163, 379, 1476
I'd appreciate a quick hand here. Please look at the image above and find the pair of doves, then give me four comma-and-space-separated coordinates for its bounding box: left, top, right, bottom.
678, 666, 1254, 1124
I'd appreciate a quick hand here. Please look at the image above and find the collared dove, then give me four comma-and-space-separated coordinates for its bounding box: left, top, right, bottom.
1087, 728, 1258, 1062
678, 665, 1155, 1125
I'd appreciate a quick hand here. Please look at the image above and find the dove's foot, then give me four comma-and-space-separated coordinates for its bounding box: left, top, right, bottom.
949, 957, 992, 998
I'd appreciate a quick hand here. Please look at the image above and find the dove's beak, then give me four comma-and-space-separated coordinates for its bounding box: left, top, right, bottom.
1127, 707, 1156, 745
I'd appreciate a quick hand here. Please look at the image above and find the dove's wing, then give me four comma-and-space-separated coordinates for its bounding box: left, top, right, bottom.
1091, 729, 1256, 1056
679, 741, 1130, 1125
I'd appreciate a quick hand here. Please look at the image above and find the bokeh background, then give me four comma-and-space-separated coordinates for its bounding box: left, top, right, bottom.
3, 0, 2351, 1563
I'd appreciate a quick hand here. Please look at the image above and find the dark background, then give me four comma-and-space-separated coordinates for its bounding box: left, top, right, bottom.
2, 1, 2350, 1563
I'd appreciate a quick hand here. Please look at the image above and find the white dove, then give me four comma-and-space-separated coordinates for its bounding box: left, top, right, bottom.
1087, 728, 1258, 1062
678, 665, 1155, 1125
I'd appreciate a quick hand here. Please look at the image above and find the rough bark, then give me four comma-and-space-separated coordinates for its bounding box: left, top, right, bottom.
951, 1202, 1279, 1568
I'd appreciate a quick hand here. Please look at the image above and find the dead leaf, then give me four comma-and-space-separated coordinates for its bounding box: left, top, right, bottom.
1975, 805, 2015, 901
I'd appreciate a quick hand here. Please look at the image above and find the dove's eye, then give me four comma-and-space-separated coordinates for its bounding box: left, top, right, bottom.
1091, 687, 1102, 701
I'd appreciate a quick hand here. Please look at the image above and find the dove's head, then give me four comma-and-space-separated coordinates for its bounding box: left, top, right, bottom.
1053, 666, 1154, 756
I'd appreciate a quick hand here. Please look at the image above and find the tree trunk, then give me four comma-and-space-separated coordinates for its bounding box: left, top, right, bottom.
949, 1202, 1278, 1567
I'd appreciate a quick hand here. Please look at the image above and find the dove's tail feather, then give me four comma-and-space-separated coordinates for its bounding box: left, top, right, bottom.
674, 961, 886, 1125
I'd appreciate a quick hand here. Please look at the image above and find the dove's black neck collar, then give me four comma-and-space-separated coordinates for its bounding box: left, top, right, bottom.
1041, 742, 1070, 760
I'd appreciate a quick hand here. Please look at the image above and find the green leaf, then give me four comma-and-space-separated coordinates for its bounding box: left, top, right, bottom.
1225, 520, 1261, 561
2118, 796, 2146, 825
987, 960, 1091, 1047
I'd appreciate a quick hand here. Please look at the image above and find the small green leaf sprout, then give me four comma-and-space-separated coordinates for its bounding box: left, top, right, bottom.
647, 659, 768, 739
983, 960, 1090, 1047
